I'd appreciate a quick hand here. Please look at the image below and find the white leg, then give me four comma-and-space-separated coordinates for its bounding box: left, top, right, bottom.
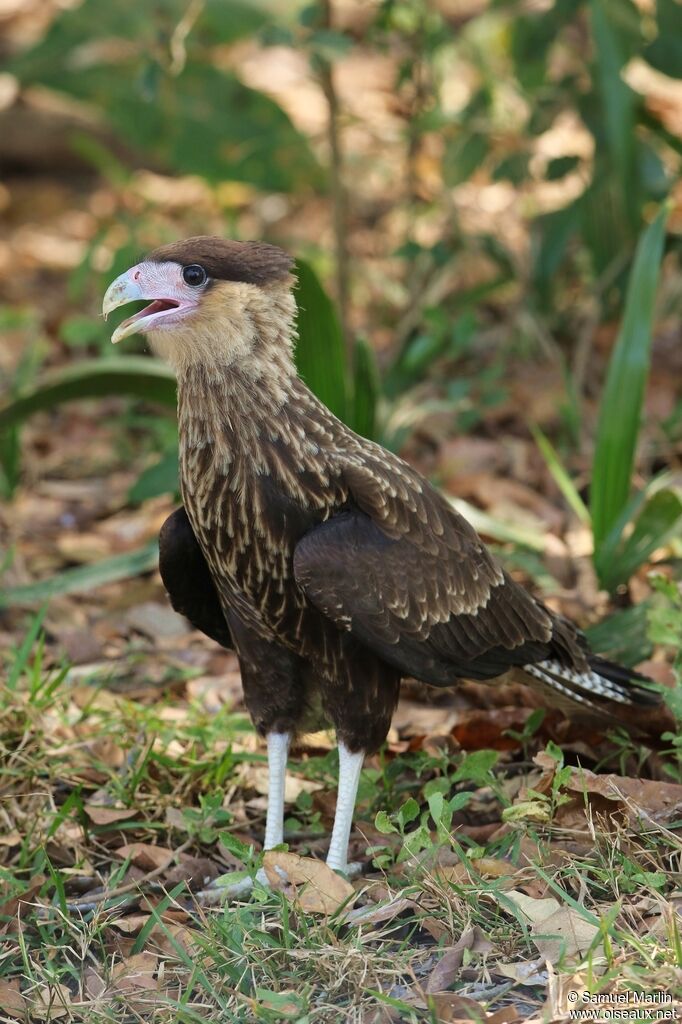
263, 731, 290, 850
326, 741, 364, 873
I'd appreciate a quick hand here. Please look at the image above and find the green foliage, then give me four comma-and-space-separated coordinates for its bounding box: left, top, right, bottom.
0, 357, 177, 433
591, 203, 670, 551
294, 258, 349, 424
11, 0, 320, 192
533, 205, 678, 594
0, 541, 159, 608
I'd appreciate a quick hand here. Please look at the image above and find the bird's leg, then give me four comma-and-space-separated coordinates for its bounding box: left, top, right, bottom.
326, 741, 364, 874
263, 730, 290, 851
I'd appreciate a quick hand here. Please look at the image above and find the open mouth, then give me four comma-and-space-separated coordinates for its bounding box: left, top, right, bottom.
118, 298, 181, 332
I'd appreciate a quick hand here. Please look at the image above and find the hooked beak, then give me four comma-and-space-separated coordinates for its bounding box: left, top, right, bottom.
102, 265, 191, 344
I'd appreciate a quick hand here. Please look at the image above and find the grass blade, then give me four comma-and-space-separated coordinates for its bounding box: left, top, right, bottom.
590, 202, 669, 549
0, 541, 159, 607
0, 357, 177, 432
294, 258, 348, 423
529, 424, 590, 525
6, 608, 47, 691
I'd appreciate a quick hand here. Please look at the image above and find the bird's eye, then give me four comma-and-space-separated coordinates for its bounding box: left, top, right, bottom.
182, 264, 207, 287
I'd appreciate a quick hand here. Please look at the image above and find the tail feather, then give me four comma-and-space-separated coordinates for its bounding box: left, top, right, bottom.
524, 656, 660, 712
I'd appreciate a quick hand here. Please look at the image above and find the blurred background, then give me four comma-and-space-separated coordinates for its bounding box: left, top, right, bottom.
0, 0, 681, 686
2, 4, 682, 1013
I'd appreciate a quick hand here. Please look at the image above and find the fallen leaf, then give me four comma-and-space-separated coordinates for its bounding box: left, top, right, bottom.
262, 851, 355, 915
503, 889, 600, 964
0, 830, 21, 847
344, 896, 416, 926
423, 991, 488, 1022
83, 966, 107, 1000
237, 763, 323, 802
114, 843, 174, 872
426, 926, 475, 992
109, 913, 151, 935
28, 984, 71, 1020
0, 979, 26, 1019
84, 804, 138, 826
111, 951, 159, 998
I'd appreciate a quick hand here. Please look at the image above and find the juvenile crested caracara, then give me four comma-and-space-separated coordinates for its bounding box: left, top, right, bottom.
103, 238, 659, 876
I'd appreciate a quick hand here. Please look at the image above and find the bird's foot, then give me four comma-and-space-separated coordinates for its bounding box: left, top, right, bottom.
327, 860, 365, 880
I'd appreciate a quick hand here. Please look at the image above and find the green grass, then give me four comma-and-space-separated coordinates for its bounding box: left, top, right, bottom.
2, 619, 682, 1021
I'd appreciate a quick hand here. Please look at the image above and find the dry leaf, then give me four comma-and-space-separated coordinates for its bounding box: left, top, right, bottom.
84, 804, 138, 826
344, 896, 416, 926
0, 979, 27, 1019
262, 851, 355, 914
426, 926, 475, 992
424, 991, 488, 1022
0, 831, 21, 847
115, 843, 174, 872
83, 966, 107, 1000
503, 889, 600, 964
111, 952, 158, 995
28, 984, 72, 1020
237, 763, 322, 801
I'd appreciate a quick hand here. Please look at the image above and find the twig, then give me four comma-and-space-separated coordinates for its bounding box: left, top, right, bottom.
317, 0, 351, 350
63, 837, 194, 910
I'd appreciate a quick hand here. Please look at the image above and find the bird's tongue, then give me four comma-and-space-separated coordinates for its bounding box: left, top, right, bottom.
119, 298, 178, 330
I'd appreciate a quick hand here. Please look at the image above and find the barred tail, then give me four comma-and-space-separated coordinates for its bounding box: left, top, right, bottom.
523, 655, 660, 711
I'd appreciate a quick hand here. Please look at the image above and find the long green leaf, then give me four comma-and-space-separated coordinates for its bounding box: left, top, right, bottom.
294, 258, 348, 422
530, 424, 590, 525
584, 601, 653, 667
596, 487, 682, 593
591, 0, 638, 226
0, 357, 176, 432
590, 202, 669, 549
351, 338, 379, 439
0, 541, 159, 607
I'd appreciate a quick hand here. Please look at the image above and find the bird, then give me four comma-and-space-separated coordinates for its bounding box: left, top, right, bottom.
103, 237, 659, 877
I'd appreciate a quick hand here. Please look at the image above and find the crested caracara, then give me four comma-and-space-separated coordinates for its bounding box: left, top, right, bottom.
103, 238, 659, 876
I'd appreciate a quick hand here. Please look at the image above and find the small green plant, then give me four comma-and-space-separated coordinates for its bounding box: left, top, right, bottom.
534, 204, 680, 594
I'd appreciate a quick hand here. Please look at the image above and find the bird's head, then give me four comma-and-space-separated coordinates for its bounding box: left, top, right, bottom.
102, 237, 296, 374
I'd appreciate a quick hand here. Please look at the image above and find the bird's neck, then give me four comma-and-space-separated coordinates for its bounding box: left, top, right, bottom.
174, 316, 341, 482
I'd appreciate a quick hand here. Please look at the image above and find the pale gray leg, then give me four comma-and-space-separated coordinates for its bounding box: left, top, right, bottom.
326, 741, 364, 873
204, 730, 290, 901
262, 731, 290, 850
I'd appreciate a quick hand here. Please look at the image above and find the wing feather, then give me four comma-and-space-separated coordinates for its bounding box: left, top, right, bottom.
294, 460, 560, 685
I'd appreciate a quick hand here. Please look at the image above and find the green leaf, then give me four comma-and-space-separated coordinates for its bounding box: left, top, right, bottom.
597, 487, 682, 593
584, 602, 653, 667
0, 541, 159, 608
11, 0, 320, 192
530, 424, 591, 525
294, 259, 348, 422
545, 155, 580, 180
590, 0, 638, 224
397, 798, 420, 829
374, 810, 397, 835
590, 202, 669, 551
351, 338, 379, 439
128, 448, 180, 503
0, 357, 176, 432
444, 133, 488, 187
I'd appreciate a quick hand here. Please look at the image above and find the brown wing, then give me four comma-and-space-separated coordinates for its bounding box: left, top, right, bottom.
294, 458, 575, 684
159, 506, 232, 649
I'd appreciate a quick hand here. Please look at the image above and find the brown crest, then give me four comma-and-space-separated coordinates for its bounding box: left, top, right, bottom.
147, 237, 294, 285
